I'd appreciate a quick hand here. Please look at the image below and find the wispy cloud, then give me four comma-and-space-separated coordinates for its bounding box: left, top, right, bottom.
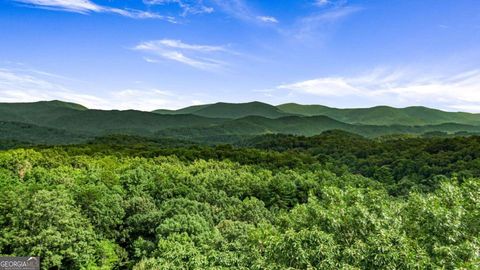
0, 67, 202, 110
0, 67, 104, 106
279, 77, 360, 97
147, 39, 227, 52
210, 0, 249, 20
133, 39, 232, 70
209, 0, 278, 24
291, 5, 362, 40
314, 0, 330, 6
144, 0, 280, 24
13, 0, 175, 21
257, 16, 278, 23
144, 0, 214, 16
109, 89, 180, 110
313, 0, 349, 7
278, 68, 480, 112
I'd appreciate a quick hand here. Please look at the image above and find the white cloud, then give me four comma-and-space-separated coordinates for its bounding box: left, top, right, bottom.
314, 0, 350, 8
144, 0, 278, 23
278, 68, 480, 112
0, 68, 200, 110
210, 0, 278, 25
133, 39, 231, 70
315, 0, 329, 6
143, 57, 160, 63
15, 0, 101, 12
0, 68, 105, 106
210, 0, 250, 20
145, 0, 279, 25
279, 77, 361, 96
146, 39, 226, 52
144, 0, 214, 16
257, 16, 278, 23
292, 6, 362, 40
13, 0, 175, 21
108, 89, 175, 110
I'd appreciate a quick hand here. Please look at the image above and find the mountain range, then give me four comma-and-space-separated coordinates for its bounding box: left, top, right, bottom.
155, 101, 480, 126
1, 100, 480, 145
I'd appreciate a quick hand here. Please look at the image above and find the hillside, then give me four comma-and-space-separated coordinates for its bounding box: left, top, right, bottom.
154, 101, 480, 126
0, 100, 87, 125
0, 101, 227, 137
153, 104, 211, 115
156, 115, 480, 142
0, 121, 88, 144
2, 100, 480, 145
277, 103, 480, 126
45, 110, 227, 136
154, 101, 293, 119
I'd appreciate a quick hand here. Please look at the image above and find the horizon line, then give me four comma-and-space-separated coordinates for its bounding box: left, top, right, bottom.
0, 99, 478, 114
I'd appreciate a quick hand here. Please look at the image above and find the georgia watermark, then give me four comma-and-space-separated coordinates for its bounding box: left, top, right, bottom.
0, 257, 39, 270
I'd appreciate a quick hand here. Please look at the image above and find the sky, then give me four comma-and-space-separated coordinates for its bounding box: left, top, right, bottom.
0, 0, 480, 111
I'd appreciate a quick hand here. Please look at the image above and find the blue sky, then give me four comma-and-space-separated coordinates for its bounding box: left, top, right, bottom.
1, 0, 480, 111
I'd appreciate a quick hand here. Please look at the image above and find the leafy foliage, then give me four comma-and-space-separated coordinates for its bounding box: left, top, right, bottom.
0, 141, 478, 269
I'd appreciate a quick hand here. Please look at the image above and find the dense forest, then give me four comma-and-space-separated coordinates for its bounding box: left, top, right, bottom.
1, 131, 479, 269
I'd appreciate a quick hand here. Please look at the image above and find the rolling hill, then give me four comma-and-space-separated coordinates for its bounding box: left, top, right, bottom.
277, 103, 480, 126
153, 101, 293, 119
0, 121, 88, 144
0, 101, 227, 137
153, 104, 211, 115
0, 100, 87, 125
2, 100, 480, 145
154, 101, 480, 126
156, 115, 480, 143
44, 109, 227, 135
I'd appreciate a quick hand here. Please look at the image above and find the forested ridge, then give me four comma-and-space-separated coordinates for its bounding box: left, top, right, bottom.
0, 132, 479, 269
3, 101, 480, 145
